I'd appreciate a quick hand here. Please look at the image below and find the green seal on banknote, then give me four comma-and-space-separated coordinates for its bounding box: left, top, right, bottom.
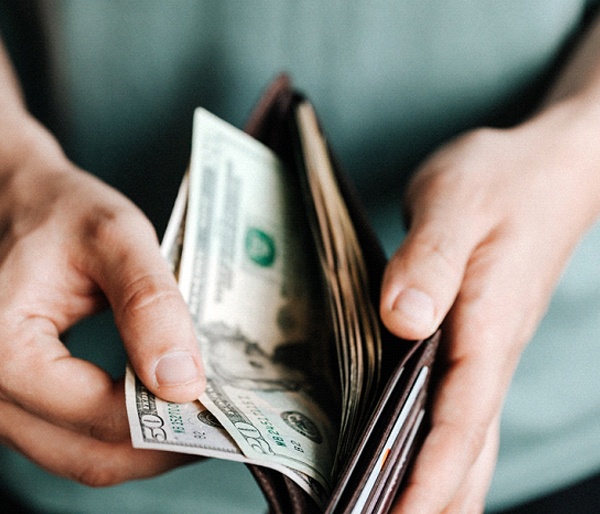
245, 227, 276, 267
281, 411, 323, 444
197, 409, 223, 428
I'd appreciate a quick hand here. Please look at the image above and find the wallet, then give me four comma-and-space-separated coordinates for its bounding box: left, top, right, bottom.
240, 75, 439, 514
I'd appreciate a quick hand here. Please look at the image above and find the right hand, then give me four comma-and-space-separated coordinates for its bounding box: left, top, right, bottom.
0, 114, 205, 486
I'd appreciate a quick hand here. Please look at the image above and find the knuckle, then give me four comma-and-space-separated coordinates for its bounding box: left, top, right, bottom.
80, 206, 121, 245
86, 413, 127, 444
0, 321, 50, 394
406, 127, 505, 215
120, 273, 180, 316
73, 462, 123, 488
80, 204, 155, 249
436, 417, 490, 469
461, 419, 490, 463
452, 303, 524, 374
409, 234, 465, 282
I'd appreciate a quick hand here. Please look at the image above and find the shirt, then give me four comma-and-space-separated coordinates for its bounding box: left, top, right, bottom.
1, 1, 599, 512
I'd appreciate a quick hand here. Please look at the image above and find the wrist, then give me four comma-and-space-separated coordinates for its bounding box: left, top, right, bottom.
521, 94, 600, 226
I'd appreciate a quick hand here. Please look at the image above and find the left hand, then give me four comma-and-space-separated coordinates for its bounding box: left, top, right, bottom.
381, 98, 600, 512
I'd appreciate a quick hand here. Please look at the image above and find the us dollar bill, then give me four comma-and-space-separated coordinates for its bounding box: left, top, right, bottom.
125, 368, 329, 507
126, 169, 256, 463
160, 169, 188, 277
126, 108, 339, 504
126, 366, 248, 460
176, 109, 338, 489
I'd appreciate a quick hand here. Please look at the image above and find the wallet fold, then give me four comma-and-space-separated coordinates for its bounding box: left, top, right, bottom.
242, 75, 439, 514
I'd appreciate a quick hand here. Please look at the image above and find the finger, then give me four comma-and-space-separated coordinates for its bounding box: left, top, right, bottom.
380, 178, 493, 340
0, 399, 198, 487
84, 209, 205, 403
0, 217, 134, 440
393, 241, 534, 513
393, 346, 503, 513
0, 315, 131, 441
442, 416, 500, 514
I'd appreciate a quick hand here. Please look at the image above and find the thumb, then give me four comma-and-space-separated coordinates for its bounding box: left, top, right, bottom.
380, 208, 483, 341
88, 213, 205, 403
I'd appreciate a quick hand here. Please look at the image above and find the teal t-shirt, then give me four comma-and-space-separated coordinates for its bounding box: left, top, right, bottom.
1, 1, 600, 512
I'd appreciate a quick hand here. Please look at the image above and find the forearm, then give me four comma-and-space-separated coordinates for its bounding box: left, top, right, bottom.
510, 11, 600, 227
544, 10, 600, 106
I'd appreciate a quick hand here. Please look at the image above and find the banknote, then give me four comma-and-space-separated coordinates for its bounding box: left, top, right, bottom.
160, 170, 188, 277
176, 109, 338, 488
125, 368, 329, 506
127, 367, 248, 460
127, 108, 339, 502
126, 168, 252, 462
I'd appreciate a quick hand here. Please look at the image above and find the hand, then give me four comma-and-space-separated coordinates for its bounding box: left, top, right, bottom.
380, 99, 600, 512
0, 117, 205, 486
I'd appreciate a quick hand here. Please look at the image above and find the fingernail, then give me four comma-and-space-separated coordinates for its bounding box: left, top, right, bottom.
154, 351, 200, 387
393, 288, 435, 331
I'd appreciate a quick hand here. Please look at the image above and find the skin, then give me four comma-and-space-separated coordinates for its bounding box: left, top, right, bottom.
0, 41, 204, 486
383, 12, 600, 513
0, 10, 599, 512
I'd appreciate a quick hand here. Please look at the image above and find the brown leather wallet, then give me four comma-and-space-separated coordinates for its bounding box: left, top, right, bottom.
241, 75, 439, 514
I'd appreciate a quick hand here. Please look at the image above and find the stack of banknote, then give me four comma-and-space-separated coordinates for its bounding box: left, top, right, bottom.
126, 105, 384, 507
